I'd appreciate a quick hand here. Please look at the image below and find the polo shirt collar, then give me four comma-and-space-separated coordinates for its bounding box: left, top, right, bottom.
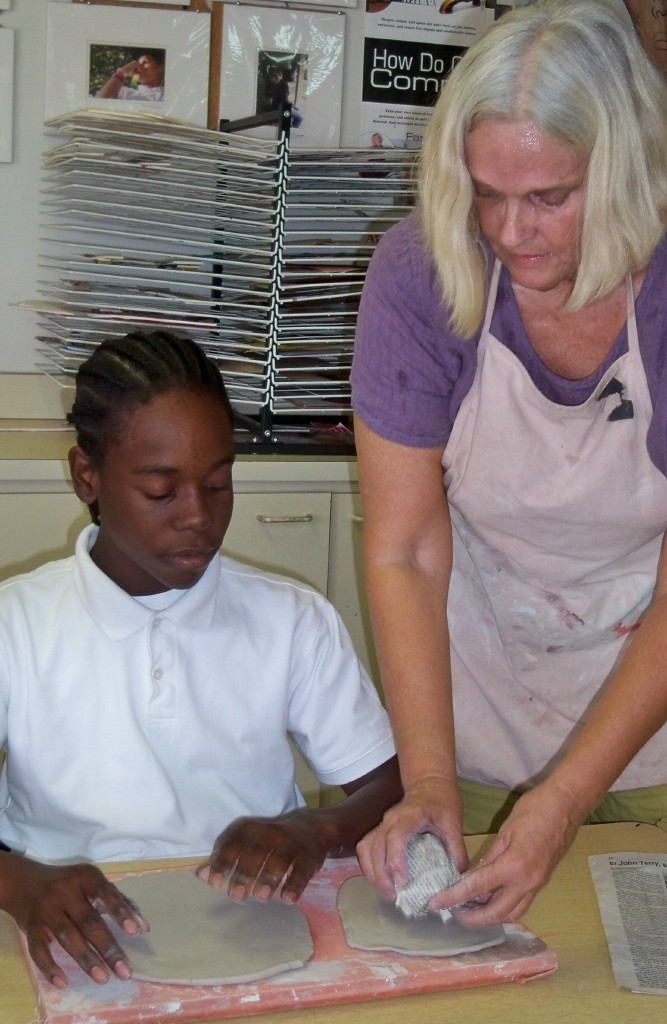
73, 525, 219, 639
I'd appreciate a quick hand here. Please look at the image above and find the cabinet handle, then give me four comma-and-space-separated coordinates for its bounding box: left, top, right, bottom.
256, 513, 314, 524
351, 514, 364, 524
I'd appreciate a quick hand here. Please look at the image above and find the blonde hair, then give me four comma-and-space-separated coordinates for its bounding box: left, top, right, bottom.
419, 0, 667, 337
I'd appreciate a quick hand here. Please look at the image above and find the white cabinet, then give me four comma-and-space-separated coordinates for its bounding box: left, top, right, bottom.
0, 434, 379, 806
328, 491, 380, 692
223, 492, 331, 597
225, 489, 378, 686
0, 491, 90, 578
0, 445, 377, 678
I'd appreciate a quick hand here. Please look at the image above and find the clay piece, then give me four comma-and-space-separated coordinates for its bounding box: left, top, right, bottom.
337, 875, 506, 957
109, 870, 313, 986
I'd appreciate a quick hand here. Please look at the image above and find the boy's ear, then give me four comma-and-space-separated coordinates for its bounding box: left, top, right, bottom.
68, 446, 100, 505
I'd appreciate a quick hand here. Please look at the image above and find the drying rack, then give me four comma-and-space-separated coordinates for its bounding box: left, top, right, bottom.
25, 108, 417, 452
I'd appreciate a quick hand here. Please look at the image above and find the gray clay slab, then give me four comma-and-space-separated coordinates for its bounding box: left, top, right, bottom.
110, 870, 313, 985
337, 875, 506, 956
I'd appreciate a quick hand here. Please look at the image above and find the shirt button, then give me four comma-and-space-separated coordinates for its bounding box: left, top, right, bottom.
153, 618, 162, 629
153, 668, 163, 680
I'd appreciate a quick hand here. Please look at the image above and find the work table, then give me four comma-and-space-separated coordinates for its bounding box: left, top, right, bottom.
2, 823, 666, 1024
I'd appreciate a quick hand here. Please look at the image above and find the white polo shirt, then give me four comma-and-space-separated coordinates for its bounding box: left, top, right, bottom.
0, 526, 395, 864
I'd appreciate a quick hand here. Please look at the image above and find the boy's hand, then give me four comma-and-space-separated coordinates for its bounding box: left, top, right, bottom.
198, 814, 330, 904
0, 854, 148, 988
117, 60, 140, 78
198, 759, 402, 904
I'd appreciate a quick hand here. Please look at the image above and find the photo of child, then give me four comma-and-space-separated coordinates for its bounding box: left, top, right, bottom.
89, 44, 166, 102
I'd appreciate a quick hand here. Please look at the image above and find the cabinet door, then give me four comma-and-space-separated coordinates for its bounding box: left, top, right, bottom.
328, 492, 381, 695
222, 491, 332, 808
0, 492, 90, 580
222, 492, 331, 596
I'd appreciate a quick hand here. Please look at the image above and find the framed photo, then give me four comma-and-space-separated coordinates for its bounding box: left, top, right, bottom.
45, 4, 211, 126
0, 28, 14, 162
219, 6, 345, 148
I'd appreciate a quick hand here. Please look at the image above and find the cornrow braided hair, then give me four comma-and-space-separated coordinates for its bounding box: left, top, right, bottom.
67, 330, 233, 524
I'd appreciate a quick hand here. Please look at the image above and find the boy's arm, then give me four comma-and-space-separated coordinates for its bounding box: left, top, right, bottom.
0, 851, 148, 988
198, 755, 402, 903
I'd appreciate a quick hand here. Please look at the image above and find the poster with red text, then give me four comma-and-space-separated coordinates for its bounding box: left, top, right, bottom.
361, 1, 494, 150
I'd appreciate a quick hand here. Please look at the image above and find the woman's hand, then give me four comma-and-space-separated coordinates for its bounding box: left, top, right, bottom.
356, 776, 468, 900
198, 814, 330, 904
427, 782, 584, 924
0, 854, 148, 988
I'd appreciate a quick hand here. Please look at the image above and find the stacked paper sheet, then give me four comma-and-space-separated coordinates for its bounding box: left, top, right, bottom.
23, 111, 416, 430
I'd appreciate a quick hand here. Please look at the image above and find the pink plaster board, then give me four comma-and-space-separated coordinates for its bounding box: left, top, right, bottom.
20, 859, 558, 1024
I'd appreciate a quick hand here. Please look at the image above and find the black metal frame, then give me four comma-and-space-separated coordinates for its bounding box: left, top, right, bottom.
215, 108, 355, 456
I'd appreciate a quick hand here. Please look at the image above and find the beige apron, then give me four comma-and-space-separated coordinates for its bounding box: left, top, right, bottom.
443, 262, 667, 791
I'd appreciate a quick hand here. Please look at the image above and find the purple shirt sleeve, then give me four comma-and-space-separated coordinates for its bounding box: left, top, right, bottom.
638, 234, 667, 476
352, 214, 667, 475
351, 213, 478, 448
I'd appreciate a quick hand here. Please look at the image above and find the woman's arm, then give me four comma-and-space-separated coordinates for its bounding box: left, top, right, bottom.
431, 533, 667, 925
353, 418, 469, 893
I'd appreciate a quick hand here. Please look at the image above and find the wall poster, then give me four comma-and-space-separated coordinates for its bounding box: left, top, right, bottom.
361, 0, 494, 150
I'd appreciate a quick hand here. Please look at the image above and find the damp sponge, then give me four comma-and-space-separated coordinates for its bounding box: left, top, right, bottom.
395, 833, 460, 920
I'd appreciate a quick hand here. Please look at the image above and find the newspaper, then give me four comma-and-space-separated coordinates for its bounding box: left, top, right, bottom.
589, 853, 667, 995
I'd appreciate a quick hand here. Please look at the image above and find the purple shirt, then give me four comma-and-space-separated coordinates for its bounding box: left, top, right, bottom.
351, 213, 667, 474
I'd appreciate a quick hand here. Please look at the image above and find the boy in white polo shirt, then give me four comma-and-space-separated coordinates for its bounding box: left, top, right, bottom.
0, 330, 400, 990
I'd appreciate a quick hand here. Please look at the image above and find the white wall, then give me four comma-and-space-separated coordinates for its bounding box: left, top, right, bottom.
0, 0, 48, 374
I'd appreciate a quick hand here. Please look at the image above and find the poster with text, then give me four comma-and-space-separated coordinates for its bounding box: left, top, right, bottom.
361, 0, 494, 150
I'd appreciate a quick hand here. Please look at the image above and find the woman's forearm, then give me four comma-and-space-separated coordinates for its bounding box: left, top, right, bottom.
365, 560, 457, 791
355, 420, 460, 802
546, 591, 667, 818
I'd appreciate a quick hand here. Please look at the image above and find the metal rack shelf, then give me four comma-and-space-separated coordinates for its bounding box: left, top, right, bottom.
26, 109, 416, 446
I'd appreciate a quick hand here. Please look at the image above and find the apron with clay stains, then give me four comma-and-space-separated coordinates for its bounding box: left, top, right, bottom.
443, 262, 667, 791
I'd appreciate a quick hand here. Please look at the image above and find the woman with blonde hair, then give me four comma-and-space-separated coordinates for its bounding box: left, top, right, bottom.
351, 0, 667, 925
